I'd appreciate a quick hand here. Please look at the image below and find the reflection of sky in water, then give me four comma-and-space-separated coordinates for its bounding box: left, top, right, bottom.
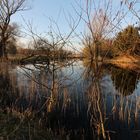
3, 60, 140, 139
10, 61, 140, 101
11, 61, 86, 99
7, 61, 140, 114
133, 81, 140, 96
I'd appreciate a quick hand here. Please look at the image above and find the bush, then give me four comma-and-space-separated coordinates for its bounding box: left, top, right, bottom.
113, 25, 140, 56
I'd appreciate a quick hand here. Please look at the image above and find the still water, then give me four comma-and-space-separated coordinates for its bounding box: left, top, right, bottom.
1, 60, 140, 140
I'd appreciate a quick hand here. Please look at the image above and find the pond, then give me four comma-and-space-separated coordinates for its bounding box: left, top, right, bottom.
0, 59, 140, 140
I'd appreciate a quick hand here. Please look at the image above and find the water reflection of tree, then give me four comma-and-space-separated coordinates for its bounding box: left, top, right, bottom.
82, 58, 104, 81
0, 63, 18, 108
110, 66, 140, 96
82, 60, 140, 139
23, 59, 91, 139
82, 59, 107, 139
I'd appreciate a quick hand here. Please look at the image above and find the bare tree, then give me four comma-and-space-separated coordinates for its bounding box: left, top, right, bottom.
124, 0, 140, 22
77, 0, 128, 62
75, 0, 129, 139
0, 0, 27, 57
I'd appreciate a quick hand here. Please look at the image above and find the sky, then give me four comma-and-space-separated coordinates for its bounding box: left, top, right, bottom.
12, 0, 77, 31
11, 0, 140, 47
12, 0, 83, 46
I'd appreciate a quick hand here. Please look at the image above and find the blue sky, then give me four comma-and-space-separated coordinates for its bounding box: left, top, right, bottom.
12, 0, 82, 34
11, 0, 140, 47
12, 0, 84, 47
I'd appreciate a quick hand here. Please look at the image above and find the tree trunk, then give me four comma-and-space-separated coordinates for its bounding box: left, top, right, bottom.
0, 42, 7, 58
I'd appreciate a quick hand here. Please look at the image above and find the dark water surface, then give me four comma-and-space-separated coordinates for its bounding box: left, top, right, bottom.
1, 60, 140, 140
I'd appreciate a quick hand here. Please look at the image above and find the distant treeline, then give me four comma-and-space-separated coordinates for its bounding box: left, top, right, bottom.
16, 47, 73, 58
